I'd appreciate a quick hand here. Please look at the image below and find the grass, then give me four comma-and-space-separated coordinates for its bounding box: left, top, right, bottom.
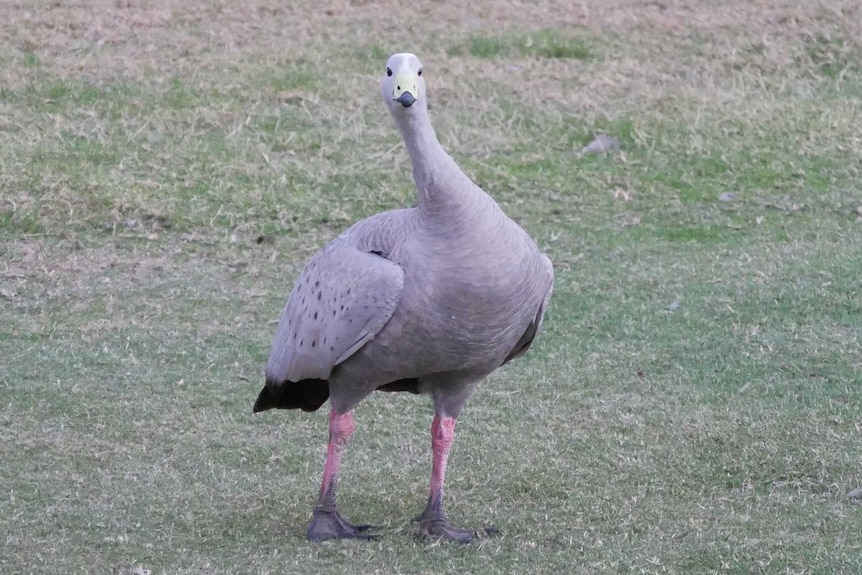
452, 29, 592, 60
2, 0, 862, 573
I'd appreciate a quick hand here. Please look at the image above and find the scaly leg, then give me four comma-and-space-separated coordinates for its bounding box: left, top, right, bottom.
307, 409, 377, 541
415, 414, 498, 543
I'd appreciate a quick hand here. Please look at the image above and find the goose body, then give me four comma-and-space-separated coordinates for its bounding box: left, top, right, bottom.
254, 53, 553, 542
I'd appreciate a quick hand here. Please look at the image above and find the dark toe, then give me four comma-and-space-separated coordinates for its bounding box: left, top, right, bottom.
307, 509, 380, 541
416, 519, 496, 543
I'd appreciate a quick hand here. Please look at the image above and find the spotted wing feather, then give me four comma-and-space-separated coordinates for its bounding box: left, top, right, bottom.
265, 242, 404, 385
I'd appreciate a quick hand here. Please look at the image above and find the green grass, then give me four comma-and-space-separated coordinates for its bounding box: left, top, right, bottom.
2, 0, 862, 574
452, 29, 594, 60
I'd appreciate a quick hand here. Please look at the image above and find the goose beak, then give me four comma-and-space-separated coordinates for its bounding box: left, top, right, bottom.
392, 72, 419, 108
396, 92, 416, 107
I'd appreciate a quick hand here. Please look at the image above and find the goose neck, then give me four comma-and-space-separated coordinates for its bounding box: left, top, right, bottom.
396, 109, 476, 213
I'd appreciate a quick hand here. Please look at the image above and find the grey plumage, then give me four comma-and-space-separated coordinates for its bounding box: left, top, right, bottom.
254, 53, 553, 542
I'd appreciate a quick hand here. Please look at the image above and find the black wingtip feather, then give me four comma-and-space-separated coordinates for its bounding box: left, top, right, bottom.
252, 379, 330, 413
253, 385, 278, 412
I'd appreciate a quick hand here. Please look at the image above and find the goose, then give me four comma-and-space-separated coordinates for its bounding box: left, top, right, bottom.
254, 53, 554, 543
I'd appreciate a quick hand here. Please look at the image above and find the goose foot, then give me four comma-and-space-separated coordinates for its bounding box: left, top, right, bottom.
414, 513, 498, 543
307, 508, 378, 541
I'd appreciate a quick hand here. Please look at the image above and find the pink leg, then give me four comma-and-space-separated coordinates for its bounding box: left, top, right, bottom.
307, 409, 377, 541
317, 409, 355, 508
428, 414, 456, 514
415, 414, 497, 543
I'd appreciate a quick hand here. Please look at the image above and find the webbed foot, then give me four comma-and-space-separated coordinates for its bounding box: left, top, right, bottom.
414, 511, 498, 543
307, 508, 379, 541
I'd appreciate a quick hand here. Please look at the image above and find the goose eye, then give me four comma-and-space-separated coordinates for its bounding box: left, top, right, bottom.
417, 68, 423, 77
386, 68, 392, 77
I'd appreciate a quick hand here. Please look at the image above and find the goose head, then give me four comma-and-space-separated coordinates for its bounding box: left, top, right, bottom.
381, 53, 426, 115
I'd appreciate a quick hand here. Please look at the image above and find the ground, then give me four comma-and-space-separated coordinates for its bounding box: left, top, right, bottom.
1, 0, 861, 573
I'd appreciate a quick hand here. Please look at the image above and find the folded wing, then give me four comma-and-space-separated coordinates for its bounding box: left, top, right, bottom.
265, 242, 404, 385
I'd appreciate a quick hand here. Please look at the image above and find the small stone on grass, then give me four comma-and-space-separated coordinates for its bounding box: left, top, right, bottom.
580, 134, 620, 156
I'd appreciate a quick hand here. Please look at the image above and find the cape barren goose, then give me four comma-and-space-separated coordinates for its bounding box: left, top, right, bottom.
254, 53, 554, 543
